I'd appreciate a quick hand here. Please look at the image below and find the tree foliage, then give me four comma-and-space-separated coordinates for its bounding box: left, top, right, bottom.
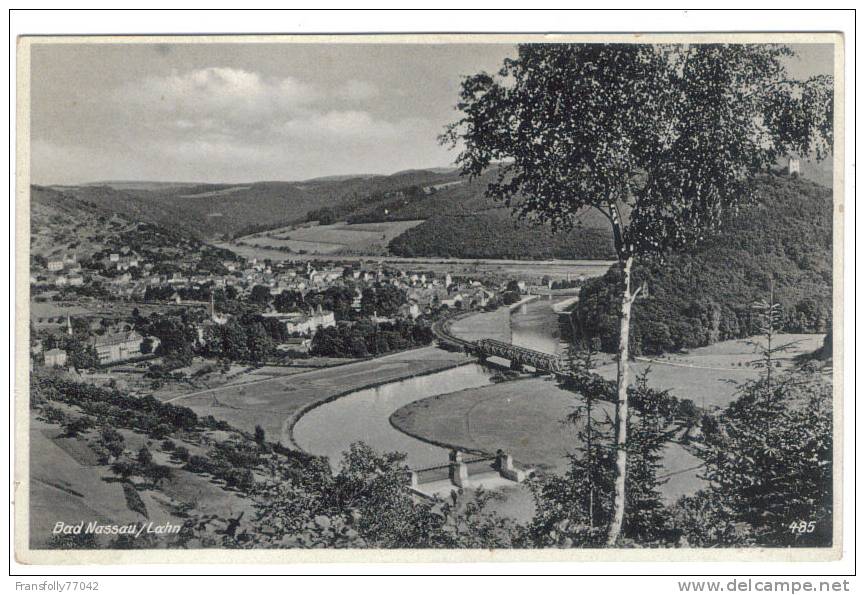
443, 43, 831, 544
443, 44, 832, 258
693, 368, 833, 547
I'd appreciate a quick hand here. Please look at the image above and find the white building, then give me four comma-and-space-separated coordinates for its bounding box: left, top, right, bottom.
43, 348, 67, 367
262, 306, 336, 336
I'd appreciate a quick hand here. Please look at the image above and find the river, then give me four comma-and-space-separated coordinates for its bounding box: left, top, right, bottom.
292, 296, 572, 470
292, 363, 493, 469
510, 295, 568, 355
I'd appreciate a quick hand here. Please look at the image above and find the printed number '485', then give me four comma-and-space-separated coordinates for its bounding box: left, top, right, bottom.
789, 521, 816, 534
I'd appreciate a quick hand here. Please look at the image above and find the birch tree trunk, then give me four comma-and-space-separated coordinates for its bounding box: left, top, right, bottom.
606, 255, 633, 546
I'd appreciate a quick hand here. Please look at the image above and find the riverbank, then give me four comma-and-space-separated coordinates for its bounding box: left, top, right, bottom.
293, 363, 495, 470
167, 346, 474, 451
387, 333, 826, 504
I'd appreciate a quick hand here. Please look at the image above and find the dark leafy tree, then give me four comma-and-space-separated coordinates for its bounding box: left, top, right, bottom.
250, 285, 272, 307
63, 416, 93, 438
64, 338, 100, 371
245, 322, 274, 364
443, 43, 832, 544
99, 426, 126, 460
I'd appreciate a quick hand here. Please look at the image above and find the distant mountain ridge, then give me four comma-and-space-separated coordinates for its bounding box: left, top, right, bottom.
35, 159, 832, 262
39, 168, 466, 241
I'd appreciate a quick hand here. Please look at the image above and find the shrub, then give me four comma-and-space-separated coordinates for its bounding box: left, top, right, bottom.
185, 454, 211, 474
173, 446, 190, 462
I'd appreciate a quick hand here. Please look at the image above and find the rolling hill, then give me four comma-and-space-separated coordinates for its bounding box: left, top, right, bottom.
42, 169, 468, 241
30, 185, 203, 263
34, 157, 832, 262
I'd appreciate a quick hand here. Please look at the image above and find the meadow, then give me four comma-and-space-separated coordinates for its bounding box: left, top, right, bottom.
238, 220, 425, 255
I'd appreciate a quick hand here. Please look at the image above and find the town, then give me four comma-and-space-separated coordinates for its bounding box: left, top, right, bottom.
30, 219, 586, 395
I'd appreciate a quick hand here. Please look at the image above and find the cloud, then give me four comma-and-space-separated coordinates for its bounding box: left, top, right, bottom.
32, 66, 448, 183
110, 67, 396, 141
118, 67, 319, 125
337, 79, 379, 101
280, 110, 406, 140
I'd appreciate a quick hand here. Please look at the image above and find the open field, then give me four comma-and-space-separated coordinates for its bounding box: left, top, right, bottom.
30, 299, 204, 327
237, 219, 425, 255
29, 419, 144, 544
30, 407, 260, 548
164, 347, 473, 449
390, 376, 705, 505
597, 333, 825, 410
179, 186, 252, 199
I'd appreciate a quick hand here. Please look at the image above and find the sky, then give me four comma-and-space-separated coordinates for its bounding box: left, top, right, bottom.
28, 42, 834, 185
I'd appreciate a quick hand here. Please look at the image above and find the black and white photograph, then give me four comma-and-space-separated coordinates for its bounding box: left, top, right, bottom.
13, 27, 845, 566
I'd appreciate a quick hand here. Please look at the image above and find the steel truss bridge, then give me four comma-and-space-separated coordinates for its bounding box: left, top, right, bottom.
471, 338, 568, 374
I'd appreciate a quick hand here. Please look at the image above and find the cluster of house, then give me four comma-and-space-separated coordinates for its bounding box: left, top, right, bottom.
33, 315, 159, 369
38, 255, 85, 288
239, 261, 346, 295
31, 243, 245, 301
31, 241, 526, 367
219, 259, 497, 315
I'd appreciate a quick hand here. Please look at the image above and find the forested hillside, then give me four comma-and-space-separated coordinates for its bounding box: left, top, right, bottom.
30, 185, 212, 265
572, 174, 833, 355
41, 169, 465, 241
389, 210, 615, 260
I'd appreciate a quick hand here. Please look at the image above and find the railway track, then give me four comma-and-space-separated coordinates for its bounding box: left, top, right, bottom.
431, 313, 476, 350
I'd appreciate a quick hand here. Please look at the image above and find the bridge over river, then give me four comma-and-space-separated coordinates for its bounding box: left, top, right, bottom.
470, 338, 569, 375
432, 302, 571, 376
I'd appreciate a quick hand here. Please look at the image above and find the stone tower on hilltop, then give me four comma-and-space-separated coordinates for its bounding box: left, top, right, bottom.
787, 157, 801, 176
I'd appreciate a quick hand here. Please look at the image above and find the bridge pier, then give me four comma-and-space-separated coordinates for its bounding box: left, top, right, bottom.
496, 450, 526, 482
448, 450, 469, 488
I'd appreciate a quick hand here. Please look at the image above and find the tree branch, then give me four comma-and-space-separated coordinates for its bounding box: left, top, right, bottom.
629, 282, 647, 304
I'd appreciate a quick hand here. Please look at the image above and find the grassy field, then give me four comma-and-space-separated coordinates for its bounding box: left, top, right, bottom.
164, 347, 472, 449
596, 333, 825, 410
29, 419, 143, 547
390, 376, 705, 505
238, 220, 425, 256
390, 333, 825, 509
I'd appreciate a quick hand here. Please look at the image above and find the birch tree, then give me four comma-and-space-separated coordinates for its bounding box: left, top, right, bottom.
442, 43, 832, 545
